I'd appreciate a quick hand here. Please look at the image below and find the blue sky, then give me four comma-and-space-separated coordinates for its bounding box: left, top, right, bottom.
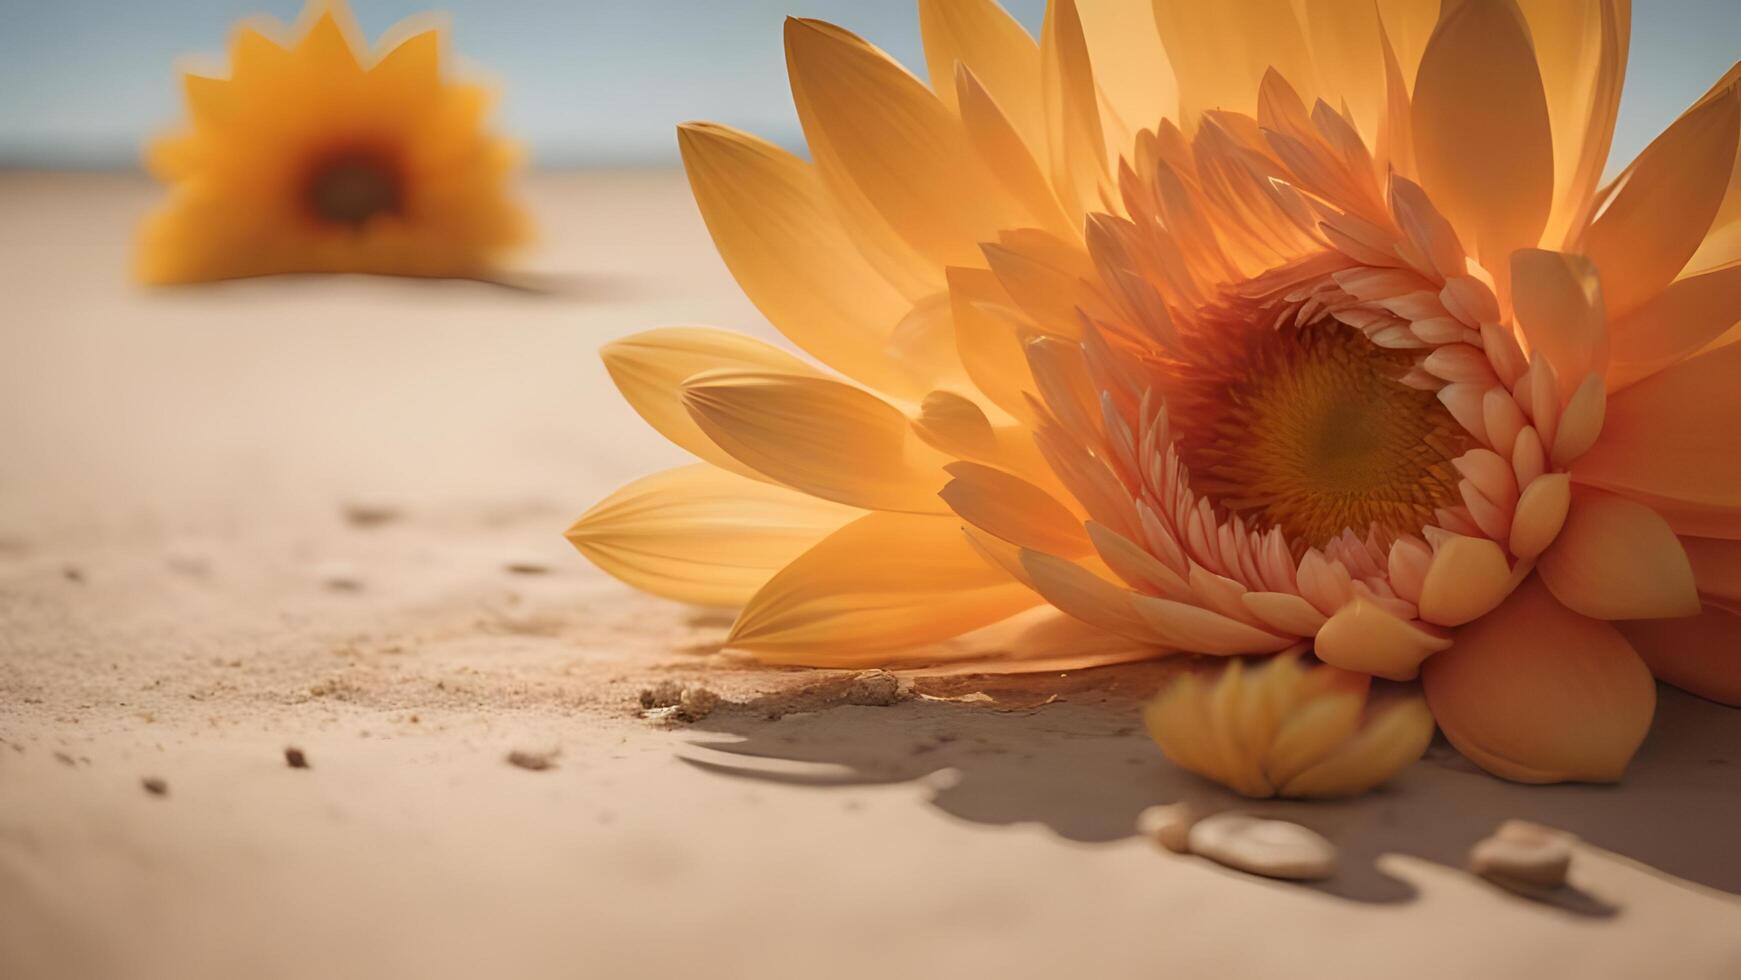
1, 0, 1736, 170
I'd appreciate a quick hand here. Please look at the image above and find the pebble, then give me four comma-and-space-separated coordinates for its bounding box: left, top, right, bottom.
313, 561, 363, 592
284, 747, 309, 769
506, 749, 558, 772
1136, 802, 1205, 854
341, 498, 403, 528
1186, 813, 1337, 881
502, 555, 552, 575
1469, 819, 1572, 889
141, 777, 169, 797
842, 669, 903, 706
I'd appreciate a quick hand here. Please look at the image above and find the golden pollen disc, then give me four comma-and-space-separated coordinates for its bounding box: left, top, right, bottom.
305, 153, 402, 226
1169, 318, 1470, 548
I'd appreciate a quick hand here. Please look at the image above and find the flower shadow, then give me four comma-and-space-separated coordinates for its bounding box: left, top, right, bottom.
680, 668, 1741, 910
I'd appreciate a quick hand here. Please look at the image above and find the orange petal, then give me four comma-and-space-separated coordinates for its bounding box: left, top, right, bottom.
918, 0, 1044, 151
940, 462, 1091, 556
1422, 579, 1655, 784
1411, 0, 1553, 297
1509, 248, 1607, 393
1608, 264, 1741, 389
786, 18, 1029, 272
567, 465, 858, 608
1039, 0, 1108, 223
1522, 0, 1629, 250
730, 512, 1039, 661
1681, 535, 1741, 607
681, 370, 951, 514
1577, 86, 1740, 318
1539, 489, 1700, 620
676, 123, 925, 397
1575, 343, 1741, 510
1616, 604, 1741, 706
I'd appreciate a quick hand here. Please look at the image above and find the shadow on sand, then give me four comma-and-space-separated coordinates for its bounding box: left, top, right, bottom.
680, 667, 1741, 911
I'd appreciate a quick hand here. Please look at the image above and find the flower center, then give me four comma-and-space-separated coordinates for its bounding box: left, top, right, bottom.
1165, 318, 1470, 549
304, 154, 401, 226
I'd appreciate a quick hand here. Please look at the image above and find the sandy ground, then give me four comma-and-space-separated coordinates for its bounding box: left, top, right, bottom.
2, 171, 1740, 979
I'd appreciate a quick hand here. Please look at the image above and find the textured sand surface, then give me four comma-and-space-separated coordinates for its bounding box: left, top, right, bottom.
2, 173, 1740, 980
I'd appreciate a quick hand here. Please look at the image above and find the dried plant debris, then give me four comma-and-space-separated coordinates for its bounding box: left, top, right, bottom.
638, 681, 721, 724
284, 747, 310, 769
1184, 813, 1337, 881
502, 556, 551, 575
1470, 819, 1574, 893
506, 748, 559, 772
141, 777, 169, 797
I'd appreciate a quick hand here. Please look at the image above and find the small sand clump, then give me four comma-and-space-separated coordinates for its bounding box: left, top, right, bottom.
638, 681, 720, 723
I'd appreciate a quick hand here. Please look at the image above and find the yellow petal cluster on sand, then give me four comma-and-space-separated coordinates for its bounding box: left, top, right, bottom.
137, 0, 525, 283
572, 0, 1741, 794
1144, 655, 1434, 799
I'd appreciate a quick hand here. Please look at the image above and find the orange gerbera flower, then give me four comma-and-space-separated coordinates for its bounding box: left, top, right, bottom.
137, 0, 526, 283
571, 0, 1741, 795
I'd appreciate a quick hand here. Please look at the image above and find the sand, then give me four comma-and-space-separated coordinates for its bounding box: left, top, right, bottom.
2, 172, 1739, 980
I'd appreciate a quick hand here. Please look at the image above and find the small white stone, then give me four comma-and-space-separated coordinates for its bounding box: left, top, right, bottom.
1136, 802, 1203, 854
1186, 813, 1337, 881
1469, 820, 1573, 889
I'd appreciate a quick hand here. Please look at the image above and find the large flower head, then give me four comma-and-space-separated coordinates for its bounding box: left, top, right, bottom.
572, 0, 1741, 791
137, 0, 526, 283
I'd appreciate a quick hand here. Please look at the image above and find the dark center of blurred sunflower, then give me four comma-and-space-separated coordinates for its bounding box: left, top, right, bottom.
304, 154, 402, 226
1165, 318, 1470, 549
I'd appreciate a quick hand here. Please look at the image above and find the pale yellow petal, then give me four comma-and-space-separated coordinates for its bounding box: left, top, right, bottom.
601, 328, 818, 481
1510, 248, 1607, 394
1278, 696, 1434, 799
1075, 0, 1178, 146
567, 465, 859, 608
681, 370, 952, 514
730, 512, 1040, 661
1152, 0, 1314, 127
1416, 534, 1517, 627
1041, 0, 1109, 223
1313, 597, 1452, 681
1520, 0, 1630, 249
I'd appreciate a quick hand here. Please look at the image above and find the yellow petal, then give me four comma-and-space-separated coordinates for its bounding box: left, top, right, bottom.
918, 0, 1044, 152
1577, 85, 1740, 318
676, 123, 924, 397
601, 328, 817, 482
370, 27, 442, 91
786, 18, 1029, 271
954, 66, 1076, 240
1151, 0, 1314, 127
1417, 534, 1516, 627
1575, 343, 1741, 509
730, 512, 1039, 661
681, 370, 951, 514
1422, 579, 1655, 784
1040, 0, 1109, 223
1510, 473, 1572, 559
567, 465, 859, 608
1278, 696, 1435, 799
1539, 490, 1701, 620
1020, 549, 1159, 642
1129, 593, 1296, 655
1313, 597, 1453, 681
294, 8, 363, 70
947, 267, 1041, 425
1510, 248, 1607, 394
1608, 264, 1741, 389
1616, 604, 1741, 707
1411, 0, 1554, 297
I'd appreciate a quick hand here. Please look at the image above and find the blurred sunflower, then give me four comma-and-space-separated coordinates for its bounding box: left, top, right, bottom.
137, 0, 526, 283
571, 0, 1741, 794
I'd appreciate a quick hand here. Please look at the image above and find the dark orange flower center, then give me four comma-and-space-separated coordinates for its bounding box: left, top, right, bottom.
1164, 317, 1470, 549
304, 153, 402, 226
